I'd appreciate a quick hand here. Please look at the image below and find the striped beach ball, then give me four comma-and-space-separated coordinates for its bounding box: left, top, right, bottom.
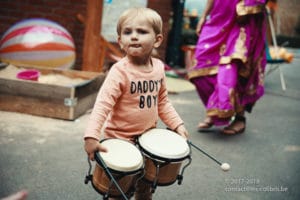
0, 18, 76, 69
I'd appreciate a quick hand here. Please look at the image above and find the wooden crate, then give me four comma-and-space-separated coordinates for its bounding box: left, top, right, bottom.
0, 65, 106, 120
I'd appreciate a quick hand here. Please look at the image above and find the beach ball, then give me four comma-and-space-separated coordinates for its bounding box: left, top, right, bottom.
0, 18, 76, 69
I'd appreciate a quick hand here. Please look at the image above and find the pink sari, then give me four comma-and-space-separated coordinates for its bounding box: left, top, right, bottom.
188, 0, 267, 125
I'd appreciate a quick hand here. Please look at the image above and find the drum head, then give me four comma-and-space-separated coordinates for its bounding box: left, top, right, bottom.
99, 139, 143, 172
138, 129, 190, 160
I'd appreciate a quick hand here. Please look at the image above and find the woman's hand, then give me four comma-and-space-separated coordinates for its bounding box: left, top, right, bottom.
196, 0, 214, 35
196, 16, 206, 36
84, 138, 107, 161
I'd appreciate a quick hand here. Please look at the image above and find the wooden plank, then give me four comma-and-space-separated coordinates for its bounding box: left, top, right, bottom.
73, 93, 98, 119
0, 94, 71, 120
74, 73, 105, 99
0, 65, 106, 120
0, 78, 71, 100
100, 35, 123, 58
13, 65, 102, 79
82, 0, 103, 72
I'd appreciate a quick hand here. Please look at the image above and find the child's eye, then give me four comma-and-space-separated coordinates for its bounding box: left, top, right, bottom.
137, 29, 148, 34
122, 29, 132, 35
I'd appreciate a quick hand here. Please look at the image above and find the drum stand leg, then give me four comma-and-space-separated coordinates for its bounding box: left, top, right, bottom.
177, 156, 192, 185
150, 161, 169, 193
151, 163, 160, 193
177, 143, 193, 185
85, 156, 93, 184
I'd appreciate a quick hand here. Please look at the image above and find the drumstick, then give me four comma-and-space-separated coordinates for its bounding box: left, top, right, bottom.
187, 141, 230, 172
95, 152, 129, 200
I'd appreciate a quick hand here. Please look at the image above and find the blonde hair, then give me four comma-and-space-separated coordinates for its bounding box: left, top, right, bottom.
117, 7, 163, 36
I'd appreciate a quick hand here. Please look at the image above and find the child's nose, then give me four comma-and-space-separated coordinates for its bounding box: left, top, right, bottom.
131, 32, 138, 40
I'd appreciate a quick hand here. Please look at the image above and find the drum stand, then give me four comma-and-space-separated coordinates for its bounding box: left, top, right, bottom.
178, 143, 192, 185
177, 156, 192, 185
84, 153, 133, 200
150, 161, 166, 193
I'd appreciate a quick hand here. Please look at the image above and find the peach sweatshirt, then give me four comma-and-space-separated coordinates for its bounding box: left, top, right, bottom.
84, 57, 183, 141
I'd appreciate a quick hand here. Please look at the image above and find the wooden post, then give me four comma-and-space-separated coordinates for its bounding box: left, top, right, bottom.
82, 0, 103, 72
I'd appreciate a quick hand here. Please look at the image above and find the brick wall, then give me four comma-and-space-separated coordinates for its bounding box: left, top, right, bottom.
0, 0, 298, 70
148, 0, 172, 60
276, 0, 300, 36
0, 0, 86, 70
0, 0, 172, 70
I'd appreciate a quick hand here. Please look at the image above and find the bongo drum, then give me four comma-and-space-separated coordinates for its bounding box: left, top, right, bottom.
137, 128, 191, 191
91, 139, 144, 198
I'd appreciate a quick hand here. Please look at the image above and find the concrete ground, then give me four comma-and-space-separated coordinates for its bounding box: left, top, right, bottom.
1, 49, 300, 200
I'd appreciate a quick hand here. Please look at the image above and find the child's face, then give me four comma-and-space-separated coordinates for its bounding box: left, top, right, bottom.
118, 17, 162, 61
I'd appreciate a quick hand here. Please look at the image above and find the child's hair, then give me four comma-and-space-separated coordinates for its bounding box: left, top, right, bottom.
117, 7, 163, 36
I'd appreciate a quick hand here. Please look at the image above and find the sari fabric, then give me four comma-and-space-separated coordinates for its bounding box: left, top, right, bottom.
188, 0, 267, 125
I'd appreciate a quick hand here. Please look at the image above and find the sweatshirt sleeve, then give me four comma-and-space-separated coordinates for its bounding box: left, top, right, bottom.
158, 66, 184, 130
84, 66, 123, 140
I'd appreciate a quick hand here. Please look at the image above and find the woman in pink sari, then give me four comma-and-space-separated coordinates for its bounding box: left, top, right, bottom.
188, 0, 267, 134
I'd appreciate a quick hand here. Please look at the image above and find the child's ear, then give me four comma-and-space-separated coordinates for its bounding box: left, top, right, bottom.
154, 34, 163, 48
118, 36, 124, 49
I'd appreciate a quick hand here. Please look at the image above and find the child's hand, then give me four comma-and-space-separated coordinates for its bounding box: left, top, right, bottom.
84, 138, 107, 161
175, 124, 189, 139
2, 190, 28, 200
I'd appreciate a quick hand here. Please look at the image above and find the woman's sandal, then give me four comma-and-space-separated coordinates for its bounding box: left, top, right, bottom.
198, 118, 214, 129
222, 115, 246, 135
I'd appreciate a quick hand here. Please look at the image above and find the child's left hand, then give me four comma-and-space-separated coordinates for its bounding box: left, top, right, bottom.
175, 124, 189, 139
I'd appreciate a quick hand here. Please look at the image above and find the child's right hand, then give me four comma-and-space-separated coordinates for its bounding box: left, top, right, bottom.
84, 138, 108, 161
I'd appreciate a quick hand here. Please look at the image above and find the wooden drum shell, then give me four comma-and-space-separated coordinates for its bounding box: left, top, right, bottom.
143, 157, 183, 185
137, 128, 191, 187
92, 164, 138, 197
91, 138, 144, 198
